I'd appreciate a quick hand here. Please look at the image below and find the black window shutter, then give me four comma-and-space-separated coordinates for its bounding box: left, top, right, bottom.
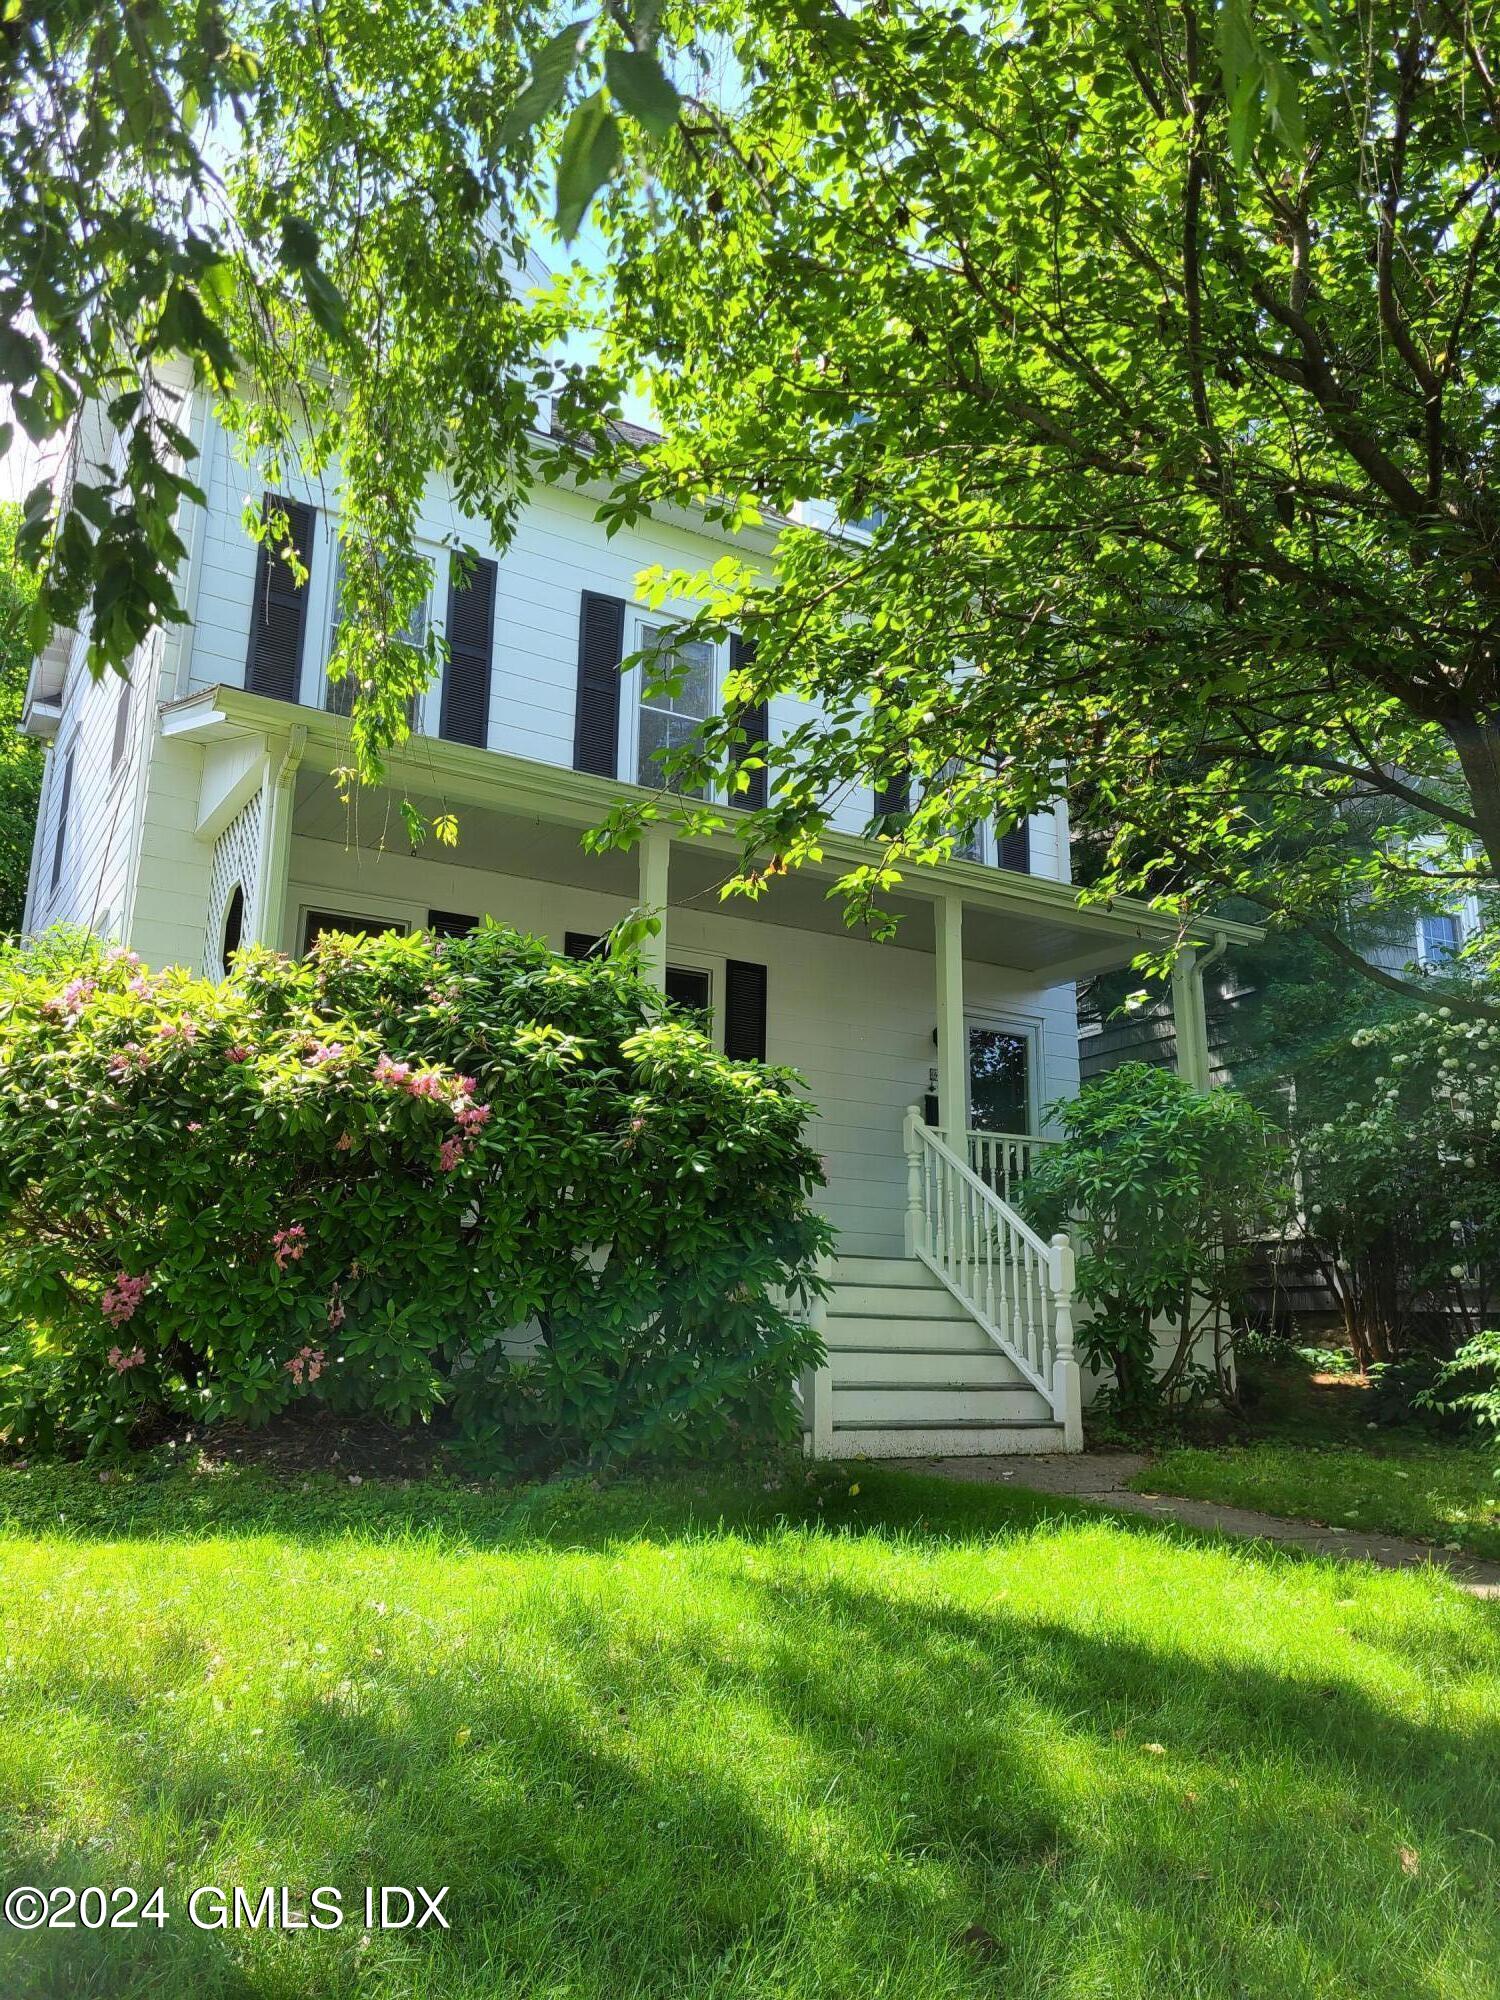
564, 931, 603, 959
998, 820, 1031, 873
729, 633, 768, 810
722, 958, 768, 1062
245, 496, 315, 701
573, 591, 625, 777
441, 554, 497, 746
873, 768, 909, 819
110, 675, 131, 771
49, 745, 75, 892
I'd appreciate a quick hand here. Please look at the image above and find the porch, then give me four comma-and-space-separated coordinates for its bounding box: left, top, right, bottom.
159, 685, 1259, 1453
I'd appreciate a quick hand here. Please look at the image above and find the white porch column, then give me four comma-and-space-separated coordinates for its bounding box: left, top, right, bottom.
1171, 944, 1212, 1091
251, 725, 305, 950
934, 890, 966, 1138
637, 823, 671, 991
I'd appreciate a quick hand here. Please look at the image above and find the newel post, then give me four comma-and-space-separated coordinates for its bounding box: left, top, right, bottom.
1049, 1231, 1084, 1452
801, 1252, 835, 1461
904, 1103, 925, 1257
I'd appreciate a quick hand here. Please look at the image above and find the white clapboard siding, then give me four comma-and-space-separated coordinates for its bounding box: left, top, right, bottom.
280, 831, 1079, 1259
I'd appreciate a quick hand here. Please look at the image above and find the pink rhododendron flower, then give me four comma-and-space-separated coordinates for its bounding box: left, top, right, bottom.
437, 1136, 467, 1172
107, 1345, 146, 1374
272, 1224, 308, 1270
104, 946, 141, 969
127, 977, 152, 998
224, 1043, 251, 1063
284, 1344, 325, 1386
60, 976, 97, 1015
304, 1041, 345, 1067
406, 1069, 447, 1101
373, 1054, 411, 1086
326, 1285, 346, 1331
101, 1272, 149, 1326
108, 1044, 149, 1079
335, 1132, 353, 1152
455, 1075, 478, 1098
156, 1018, 198, 1045
455, 1101, 491, 1135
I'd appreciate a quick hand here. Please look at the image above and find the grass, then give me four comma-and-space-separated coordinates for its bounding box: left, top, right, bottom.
1136, 1438, 1500, 1559
0, 1456, 1498, 2000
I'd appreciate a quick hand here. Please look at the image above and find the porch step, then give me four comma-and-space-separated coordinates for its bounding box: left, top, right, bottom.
826, 1419, 1065, 1460
811, 1249, 1077, 1460
826, 1343, 1026, 1386
827, 1286, 976, 1322
825, 1311, 997, 1353
835, 1383, 1051, 1425
830, 1255, 947, 1288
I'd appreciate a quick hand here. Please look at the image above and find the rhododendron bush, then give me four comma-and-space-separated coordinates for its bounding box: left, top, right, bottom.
0, 926, 830, 1459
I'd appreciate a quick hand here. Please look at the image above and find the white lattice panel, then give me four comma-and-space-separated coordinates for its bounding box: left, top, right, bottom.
205, 792, 263, 976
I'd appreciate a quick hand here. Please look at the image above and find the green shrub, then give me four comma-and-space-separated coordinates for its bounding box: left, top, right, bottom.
1422, 1329, 1500, 1443
0, 926, 831, 1461
1019, 1064, 1290, 1416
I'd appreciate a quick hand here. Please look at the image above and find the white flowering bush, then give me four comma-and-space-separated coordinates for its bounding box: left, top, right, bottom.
0, 926, 830, 1460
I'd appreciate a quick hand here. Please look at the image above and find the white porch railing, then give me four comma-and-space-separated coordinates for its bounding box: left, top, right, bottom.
905, 1108, 1082, 1448
964, 1128, 1058, 1204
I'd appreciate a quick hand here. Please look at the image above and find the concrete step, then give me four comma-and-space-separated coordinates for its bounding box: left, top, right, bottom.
834, 1383, 1052, 1425
826, 1420, 1065, 1460
825, 1343, 1027, 1387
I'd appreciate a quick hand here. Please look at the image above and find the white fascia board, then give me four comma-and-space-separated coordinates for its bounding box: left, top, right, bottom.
162, 684, 1262, 960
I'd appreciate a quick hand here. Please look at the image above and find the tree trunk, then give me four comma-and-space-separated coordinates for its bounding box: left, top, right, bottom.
1446, 717, 1500, 881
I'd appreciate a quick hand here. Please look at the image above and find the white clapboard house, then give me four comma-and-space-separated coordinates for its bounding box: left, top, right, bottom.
18, 388, 1254, 1457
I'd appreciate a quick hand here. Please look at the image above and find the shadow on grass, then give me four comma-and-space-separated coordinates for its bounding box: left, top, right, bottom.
3, 1466, 1498, 1999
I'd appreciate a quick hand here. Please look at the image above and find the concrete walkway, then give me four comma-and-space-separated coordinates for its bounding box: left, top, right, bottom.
912, 1451, 1500, 1598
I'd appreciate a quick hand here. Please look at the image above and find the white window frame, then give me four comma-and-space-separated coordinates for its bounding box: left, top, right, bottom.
621, 614, 723, 798
1415, 907, 1464, 970
660, 943, 725, 1052
960, 1008, 1045, 1138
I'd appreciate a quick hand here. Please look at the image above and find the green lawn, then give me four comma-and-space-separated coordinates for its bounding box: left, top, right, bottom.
1, 1458, 1498, 2000
1137, 1440, 1500, 1559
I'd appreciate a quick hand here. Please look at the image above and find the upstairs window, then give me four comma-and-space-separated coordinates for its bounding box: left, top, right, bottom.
1417, 911, 1461, 967
636, 623, 715, 795
324, 544, 430, 724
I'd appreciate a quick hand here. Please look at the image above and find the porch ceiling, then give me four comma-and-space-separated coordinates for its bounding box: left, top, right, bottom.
164, 684, 1262, 977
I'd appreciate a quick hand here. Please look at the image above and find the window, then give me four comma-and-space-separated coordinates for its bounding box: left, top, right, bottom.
636, 623, 715, 794
427, 909, 479, 938
301, 909, 410, 953
967, 1025, 1032, 1134
324, 543, 430, 723
1417, 911, 1461, 967
110, 674, 132, 772
565, 932, 716, 1030
222, 885, 245, 964
49, 744, 75, 896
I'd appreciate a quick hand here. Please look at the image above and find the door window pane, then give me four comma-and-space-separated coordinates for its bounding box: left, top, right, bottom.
968, 1026, 1030, 1133
638, 625, 714, 793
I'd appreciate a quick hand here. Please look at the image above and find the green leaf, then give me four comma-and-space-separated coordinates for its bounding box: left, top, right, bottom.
604, 48, 681, 139
555, 93, 622, 241
500, 18, 592, 146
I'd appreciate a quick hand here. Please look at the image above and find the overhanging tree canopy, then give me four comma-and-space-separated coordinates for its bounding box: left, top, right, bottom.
572, 0, 1500, 997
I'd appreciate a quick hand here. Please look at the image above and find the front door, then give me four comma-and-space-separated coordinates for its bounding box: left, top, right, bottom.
966, 1022, 1031, 1135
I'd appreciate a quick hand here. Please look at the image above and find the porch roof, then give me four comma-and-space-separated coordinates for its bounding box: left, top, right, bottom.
161, 684, 1262, 978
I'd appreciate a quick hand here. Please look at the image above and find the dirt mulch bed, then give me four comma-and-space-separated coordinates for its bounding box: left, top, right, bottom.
165, 1411, 463, 1483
